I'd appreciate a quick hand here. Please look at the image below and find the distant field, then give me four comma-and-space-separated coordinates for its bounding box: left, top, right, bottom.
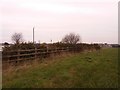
3, 48, 118, 88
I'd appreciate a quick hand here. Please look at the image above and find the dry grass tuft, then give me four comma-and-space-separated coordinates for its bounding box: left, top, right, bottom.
3, 52, 74, 74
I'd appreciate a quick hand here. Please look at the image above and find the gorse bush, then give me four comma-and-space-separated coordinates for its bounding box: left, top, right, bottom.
3, 42, 47, 51
3, 42, 101, 52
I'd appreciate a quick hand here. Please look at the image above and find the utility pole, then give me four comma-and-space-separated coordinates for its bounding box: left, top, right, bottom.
33, 27, 35, 44
33, 27, 36, 59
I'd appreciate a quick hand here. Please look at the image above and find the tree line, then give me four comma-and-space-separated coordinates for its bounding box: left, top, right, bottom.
3, 32, 100, 52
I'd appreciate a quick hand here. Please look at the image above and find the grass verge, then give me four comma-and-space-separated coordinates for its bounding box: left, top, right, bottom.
3, 48, 118, 88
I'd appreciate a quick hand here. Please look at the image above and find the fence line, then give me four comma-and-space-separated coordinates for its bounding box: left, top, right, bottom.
2, 47, 71, 63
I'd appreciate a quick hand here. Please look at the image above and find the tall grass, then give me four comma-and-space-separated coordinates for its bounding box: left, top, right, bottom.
3, 48, 118, 88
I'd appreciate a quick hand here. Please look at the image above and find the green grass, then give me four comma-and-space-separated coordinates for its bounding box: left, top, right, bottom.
3, 48, 118, 88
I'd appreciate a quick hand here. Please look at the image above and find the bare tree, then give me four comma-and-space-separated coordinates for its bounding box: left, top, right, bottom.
62, 33, 81, 44
11, 33, 23, 44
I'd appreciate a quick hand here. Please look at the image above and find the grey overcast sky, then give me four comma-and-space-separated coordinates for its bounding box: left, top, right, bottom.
0, 0, 119, 44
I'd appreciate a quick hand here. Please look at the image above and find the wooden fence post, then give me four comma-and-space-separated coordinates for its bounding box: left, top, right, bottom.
35, 48, 37, 60
7, 52, 10, 64
17, 49, 20, 63
67, 47, 69, 52
47, 45, 48, 52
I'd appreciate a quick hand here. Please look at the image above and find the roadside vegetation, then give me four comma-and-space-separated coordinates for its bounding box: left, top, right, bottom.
3, 48, 118, 88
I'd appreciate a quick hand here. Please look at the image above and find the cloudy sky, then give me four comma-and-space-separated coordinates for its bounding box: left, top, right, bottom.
0, 0, 119, 44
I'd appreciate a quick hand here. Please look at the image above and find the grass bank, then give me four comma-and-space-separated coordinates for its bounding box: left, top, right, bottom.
3, 48, 118, 88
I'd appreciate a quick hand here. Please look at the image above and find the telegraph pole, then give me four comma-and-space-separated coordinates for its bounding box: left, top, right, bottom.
33, 27, 37, 59
33, 27, 35, 44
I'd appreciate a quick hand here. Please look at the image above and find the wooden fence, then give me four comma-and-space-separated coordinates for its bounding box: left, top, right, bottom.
2, 47, 71, 63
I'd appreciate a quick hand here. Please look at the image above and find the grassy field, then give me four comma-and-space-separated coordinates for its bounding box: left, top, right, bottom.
3, 48, 118, 88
